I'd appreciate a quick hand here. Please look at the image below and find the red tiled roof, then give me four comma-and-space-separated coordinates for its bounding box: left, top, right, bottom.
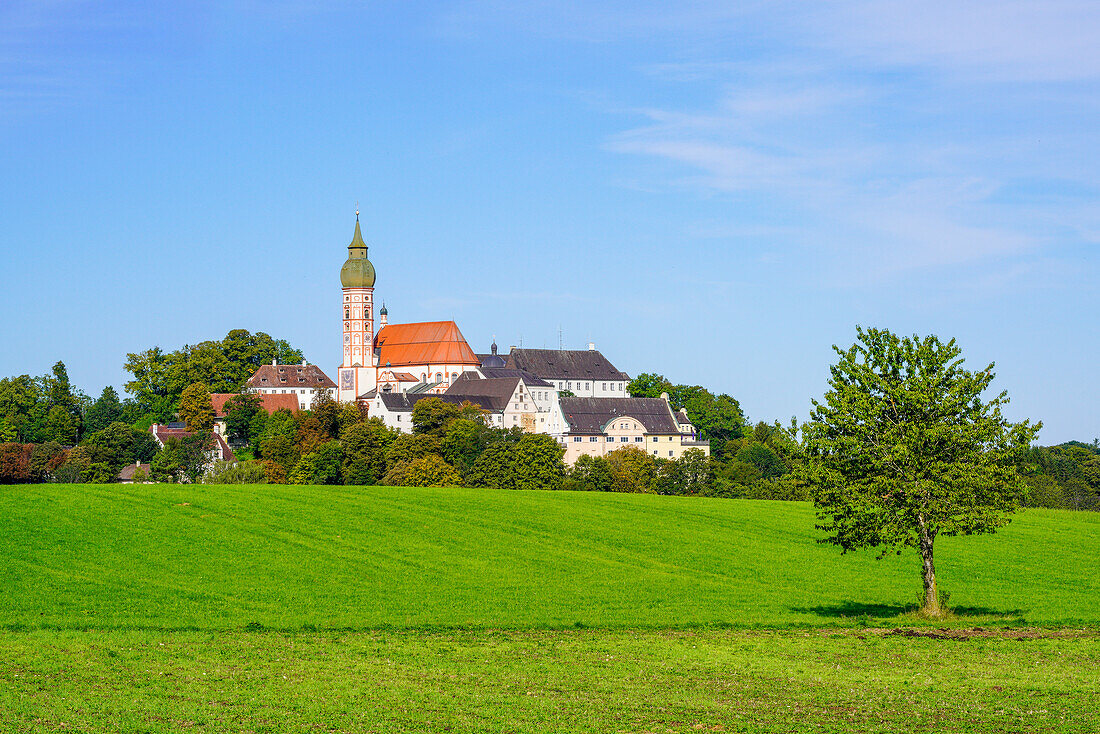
375, 321, 480, 368
246, 363, 337, 390
378, 371, 419, 382
210, 392, 302, 417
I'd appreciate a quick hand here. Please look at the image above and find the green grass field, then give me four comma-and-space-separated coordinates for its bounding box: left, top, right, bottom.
3, 484, 1098, 629
2, 484, 1098, 732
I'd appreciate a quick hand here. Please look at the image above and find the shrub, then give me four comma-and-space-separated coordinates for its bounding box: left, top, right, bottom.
203, 460, 268, 484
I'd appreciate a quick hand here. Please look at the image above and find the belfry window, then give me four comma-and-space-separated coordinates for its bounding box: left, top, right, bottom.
345, 309, 349, 319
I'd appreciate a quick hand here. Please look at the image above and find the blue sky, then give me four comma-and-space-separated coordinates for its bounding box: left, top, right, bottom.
1, 0, 1097, 443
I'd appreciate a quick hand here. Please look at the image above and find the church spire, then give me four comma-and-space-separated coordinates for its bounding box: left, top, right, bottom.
341, 211, 375, 288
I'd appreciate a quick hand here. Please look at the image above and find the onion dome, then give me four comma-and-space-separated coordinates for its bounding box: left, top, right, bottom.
340, 215, 376, 288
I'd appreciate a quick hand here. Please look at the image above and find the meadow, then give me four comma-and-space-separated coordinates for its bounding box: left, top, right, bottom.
2, 484, 1098, 732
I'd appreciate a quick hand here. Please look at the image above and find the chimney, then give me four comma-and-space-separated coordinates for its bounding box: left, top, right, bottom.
271, 358, 277, 367
301, 360, 307, 366
587, 342, 596, 351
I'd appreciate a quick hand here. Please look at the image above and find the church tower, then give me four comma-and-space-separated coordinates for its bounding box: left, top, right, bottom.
338, 212, 378, 402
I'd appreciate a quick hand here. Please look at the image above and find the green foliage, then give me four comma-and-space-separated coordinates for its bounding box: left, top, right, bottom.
441, 418, 493, 476
223, 393, 263, 446
605, 447, 658, 493
0, 374, 48, 443
123, 330, 304, 412
385, 433, 443, 471
43, 405, 79, 445
336, 402, 367, 435
655, 449, 713, 495
384, 455, 462, 487
202, 460, 268, 485
28, 441, 66, 481
411, 398, 485, 436
259, 434, 298, 480
81, 421, 152, 476
736, 443, 785, 479
627, 373, 745, 456
627, 373, 673, 398
669, 385, 744, 453
152, 433, 214, 483
341, 418, 397, 485
85, 386, 123, 434
569, 454, 614, 492
465, 443, 516, 489
83, 461, 116, 484
1023, 443, 1100, 510
177, 382, 215, 432
309, 389, 341, 438
802, 327, 1040, 616
510, 434, 566, 491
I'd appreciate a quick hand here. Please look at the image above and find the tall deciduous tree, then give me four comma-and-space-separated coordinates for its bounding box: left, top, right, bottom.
223, 392, 263, 445
85, 386, 124, 434
178, 383, 215, 432
802, 327, 1039, 617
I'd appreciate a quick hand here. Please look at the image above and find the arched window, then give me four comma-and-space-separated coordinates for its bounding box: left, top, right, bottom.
450, 372, 458, 381
435, 372, 443, 382
421, 373, 426, 382
345, 309, 349, 319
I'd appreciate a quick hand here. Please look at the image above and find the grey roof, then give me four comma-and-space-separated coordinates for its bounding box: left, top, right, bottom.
472, 368, 552, 388
478, 353, 507, 369
446, 374, 521, 405
559, 397, 680, 435
674, 409, 692, 425
377, 391, 508, 414
505, 348, 628, 382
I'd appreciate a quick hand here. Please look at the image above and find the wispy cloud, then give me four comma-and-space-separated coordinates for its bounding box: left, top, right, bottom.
806, 0, 1100, 82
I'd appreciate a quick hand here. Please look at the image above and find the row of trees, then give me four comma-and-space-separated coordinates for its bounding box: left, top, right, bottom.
0, 330, 305, 447
124, 329, 303, 422
201, 392, 715, 495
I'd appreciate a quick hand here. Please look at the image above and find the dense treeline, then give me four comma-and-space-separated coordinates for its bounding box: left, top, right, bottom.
210, 393, 716, 495
1022, 441, 1100, 510
0, 339, 1097, 510
124, 329, 303, 422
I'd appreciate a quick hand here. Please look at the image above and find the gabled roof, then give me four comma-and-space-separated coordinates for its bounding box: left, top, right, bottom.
476, 368, 553, 388
211, 393, 301, 418
674, 409, 693, 425
117, 462, 150, 481
505, 348, 628, 382
378, 371, 419, 382
446, 374, 521, 402
374, 321, 480, 367
150, 426, 237, 462
246, 363, 337, 389
559, 397, 679, 435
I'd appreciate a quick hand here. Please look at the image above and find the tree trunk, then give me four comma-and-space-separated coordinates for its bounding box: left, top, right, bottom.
917, 514, 942, 617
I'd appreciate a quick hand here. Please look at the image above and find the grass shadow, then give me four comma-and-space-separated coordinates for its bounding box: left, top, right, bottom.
792, 600, 1027, 623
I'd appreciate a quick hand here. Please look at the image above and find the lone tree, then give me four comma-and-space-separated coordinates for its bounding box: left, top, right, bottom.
802, 327, 1039, 617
